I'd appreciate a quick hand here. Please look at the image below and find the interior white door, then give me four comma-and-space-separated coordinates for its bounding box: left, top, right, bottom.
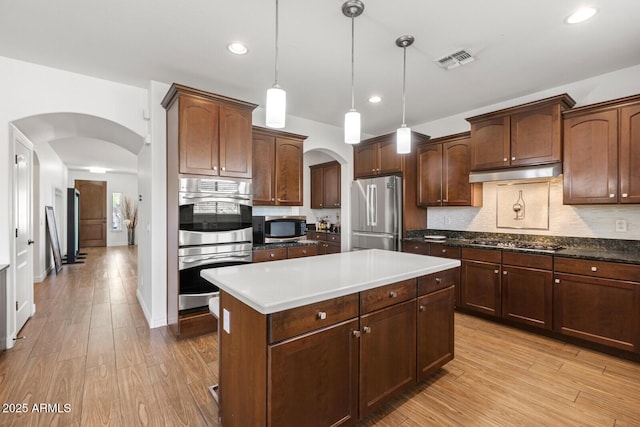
14, 135, 34, 334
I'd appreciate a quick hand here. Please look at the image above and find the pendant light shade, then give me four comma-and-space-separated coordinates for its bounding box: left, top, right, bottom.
266, 0, 286, 128
342, 0, 364, 144
395, 35, 414, 154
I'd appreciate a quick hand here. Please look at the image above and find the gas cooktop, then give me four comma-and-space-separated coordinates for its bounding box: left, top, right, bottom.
468, 239, 563, 253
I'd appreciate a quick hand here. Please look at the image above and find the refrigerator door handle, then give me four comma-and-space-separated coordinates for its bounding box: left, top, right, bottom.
369, 184, 377, 226
352, 232, 395, 239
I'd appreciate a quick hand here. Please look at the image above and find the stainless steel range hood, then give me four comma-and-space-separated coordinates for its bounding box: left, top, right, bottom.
469, 162, 562, 183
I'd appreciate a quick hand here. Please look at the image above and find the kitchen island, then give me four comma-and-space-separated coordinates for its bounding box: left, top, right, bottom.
201, 249, 460, 426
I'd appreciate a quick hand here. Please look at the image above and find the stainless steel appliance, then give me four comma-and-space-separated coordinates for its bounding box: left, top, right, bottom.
351, 175, 402, 251
178, 177, 253, 312
252, 215, 307, 244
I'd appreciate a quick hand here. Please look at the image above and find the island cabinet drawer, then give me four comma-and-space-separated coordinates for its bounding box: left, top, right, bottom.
360, 279, 417, 314
430, 244, 460, 259
253, 247, 287, 263
502, 252, 552, 270
268, 293, 359, 343
287, 245, 318, 259
418, 267, 459, 296
554, 258, 640, 281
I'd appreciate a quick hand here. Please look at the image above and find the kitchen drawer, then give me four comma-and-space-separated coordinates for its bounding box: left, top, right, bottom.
307, 231, 324, 241
502, 252, 552, 270
403, 241, 430, 255
360, 278, 417, 314
418, 267, 459, 296
462, 247, 501, 263
268, 293, 359, 343
326, 233, 341, 244
554, 257, 640, 282
430, 244, 460, 259
287, 245, 318, 259
253, 247, 287, 263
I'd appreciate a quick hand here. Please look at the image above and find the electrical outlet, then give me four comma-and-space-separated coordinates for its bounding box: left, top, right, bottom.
615, 219, 627, 232
444, 216, 451, 225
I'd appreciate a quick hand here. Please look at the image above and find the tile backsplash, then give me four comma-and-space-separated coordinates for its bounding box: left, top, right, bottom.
427, 177, 640, 240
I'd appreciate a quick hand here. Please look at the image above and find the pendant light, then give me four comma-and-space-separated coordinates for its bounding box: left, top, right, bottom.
342, 0, 364, 144
395, 35, 414, 154
266, 0, 286, 128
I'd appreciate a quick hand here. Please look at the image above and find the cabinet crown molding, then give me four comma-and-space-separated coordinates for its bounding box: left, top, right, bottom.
161, 82, 258, 111
466, 93, 576, 123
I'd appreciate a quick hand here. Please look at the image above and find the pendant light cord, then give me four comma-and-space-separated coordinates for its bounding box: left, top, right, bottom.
401, 45, 407, 126
274, 0, 280, 86
350, 15, 355, 110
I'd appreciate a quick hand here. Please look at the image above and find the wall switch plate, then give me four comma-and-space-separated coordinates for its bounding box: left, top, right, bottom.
615, 219, 627, 232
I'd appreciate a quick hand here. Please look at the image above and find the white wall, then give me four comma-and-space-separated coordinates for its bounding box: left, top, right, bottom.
414, 64, 640, 240
67, 170, 138, 247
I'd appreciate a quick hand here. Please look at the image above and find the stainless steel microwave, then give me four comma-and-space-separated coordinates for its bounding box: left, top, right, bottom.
252, 215, 307, 244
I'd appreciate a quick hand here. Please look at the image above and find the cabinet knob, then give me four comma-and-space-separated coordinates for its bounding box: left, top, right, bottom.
503, 158, 508, 162
389, 291, 398, 298
436, 199, 441, 202
555, 279, 560, 284
443, 199, 448, 202
269, 253, 275, 258
494, 269, 499, 274
591, 266, 597, 272
363, 326, 371, 333
622, 193, 628, 198
317, 311, 327, 320
371, 169, 375, 172
511, 156, 516, 161
352, 330, 361, 338
221, 167, 226, 171
302, 250, 307, 254
503, 271, 508, 275
609, 194, 615, 198
213, 166, 218, 171
441, 249, 447, 253
419, 305, 426, 312
271, 198, 275, 201
435, 278, 441, 284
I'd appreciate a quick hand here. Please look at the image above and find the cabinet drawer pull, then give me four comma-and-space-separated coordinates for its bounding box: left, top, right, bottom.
389, 291, 398, 298
494, 269, 499, 274
511, 156, 516, 161
221, 167, 226, 171
443, 199, 448, 202
419, 305, 426, 312
622, 193, 628, 198
352, 330, 361, 337
503, 271, 508, 275
435, 278, 441, 284
503, 157, 508, 162
609, 194, 615, 198
441, 249, 447, 253
591, 266, 597, 272
317, 311, 327, 320
363, 326, 371, 333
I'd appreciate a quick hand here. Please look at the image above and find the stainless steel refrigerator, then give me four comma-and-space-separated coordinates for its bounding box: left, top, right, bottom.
351, 175, 402, 251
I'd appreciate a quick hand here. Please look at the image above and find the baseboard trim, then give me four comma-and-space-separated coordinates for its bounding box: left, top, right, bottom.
136, 289, 167, 329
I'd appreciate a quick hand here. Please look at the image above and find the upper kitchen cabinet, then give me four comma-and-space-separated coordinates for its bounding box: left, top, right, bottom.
417, 132, 482, 207
354, 132, 429, 178
466, 94, 576, 171
252, 126, 307, 206
161, 83, 257, 178
563, 94, 640, 205
310, 161, 341, 209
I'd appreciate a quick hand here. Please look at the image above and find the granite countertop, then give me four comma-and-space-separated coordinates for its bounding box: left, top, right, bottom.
201, 249, 460, 314
253, 240, 319, 251
404, 231, 640, 265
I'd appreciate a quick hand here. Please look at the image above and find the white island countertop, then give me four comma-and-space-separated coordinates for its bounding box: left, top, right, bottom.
201, 249, 461, 314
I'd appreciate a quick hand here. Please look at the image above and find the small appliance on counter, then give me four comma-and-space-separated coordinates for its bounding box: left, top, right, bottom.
253, 215, 307, 244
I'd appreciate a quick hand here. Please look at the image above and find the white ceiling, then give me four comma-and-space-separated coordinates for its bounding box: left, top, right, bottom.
2, 0, 640, 171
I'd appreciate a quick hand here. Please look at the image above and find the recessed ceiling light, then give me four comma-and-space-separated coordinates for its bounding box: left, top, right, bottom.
368, 95, 382, 103
227, 42, 248, 55
89, 167, 107, 174
566, 7, 597, 24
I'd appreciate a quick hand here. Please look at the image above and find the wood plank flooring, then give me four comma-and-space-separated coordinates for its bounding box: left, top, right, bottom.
1, 246, 639, 426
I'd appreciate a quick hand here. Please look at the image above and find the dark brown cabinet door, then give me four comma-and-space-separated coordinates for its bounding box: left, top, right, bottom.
268, 319, 359, 427
310, 165, 324, 208
178, 94, 220, 176
461, 248, 502, 317
502, 265, 552, 330
378, 138, 403, 175
417, 286, 454, 381
354, 143, 379, 178
470, 116, 510, 170
619, 104, 640, 204
275, 137, 303, 206
510, 105, 561, 166
563, 110, 618, 204
75, 180, 106, 247
443, 137, 476, 206
252, 132, 276, 205
323, 162, 341, 208
417, 143, 442, 206
219, 105, 252, 178
359, 299, 416, 419
554, 273, 640, 353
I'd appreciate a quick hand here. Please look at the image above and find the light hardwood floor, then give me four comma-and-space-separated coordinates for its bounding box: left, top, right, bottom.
1, 246, 639, 426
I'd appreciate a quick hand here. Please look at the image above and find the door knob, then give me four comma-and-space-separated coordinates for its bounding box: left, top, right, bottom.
28, 239, 35, 245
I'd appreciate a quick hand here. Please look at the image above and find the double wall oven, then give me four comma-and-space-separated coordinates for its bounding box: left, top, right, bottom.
178, 178, 252, 312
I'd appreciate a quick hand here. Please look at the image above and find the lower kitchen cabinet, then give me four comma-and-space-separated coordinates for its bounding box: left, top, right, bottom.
308, 231, 341, 254
460, 248, 502, 317
501, 252, 553, 330
417, 285, 454, 381
403, 241, 430, 255
359, 299, 416, 419
253, 245, 318, 263
554, 258, 640, 353
268, 319, 359, 427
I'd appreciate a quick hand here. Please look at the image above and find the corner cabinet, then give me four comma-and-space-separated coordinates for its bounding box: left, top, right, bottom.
563, 94, 640, 205
466, 94, 576, 171
310, 161, 341, 209
417, 132, 482, 207
161, 83, 257, 178
252, 126, 307, 206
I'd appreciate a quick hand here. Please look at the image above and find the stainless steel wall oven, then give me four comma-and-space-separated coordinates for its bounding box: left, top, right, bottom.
178, 178, 252, 312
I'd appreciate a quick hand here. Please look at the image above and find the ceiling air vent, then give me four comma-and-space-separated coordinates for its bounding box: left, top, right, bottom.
435, 49, 475, 70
